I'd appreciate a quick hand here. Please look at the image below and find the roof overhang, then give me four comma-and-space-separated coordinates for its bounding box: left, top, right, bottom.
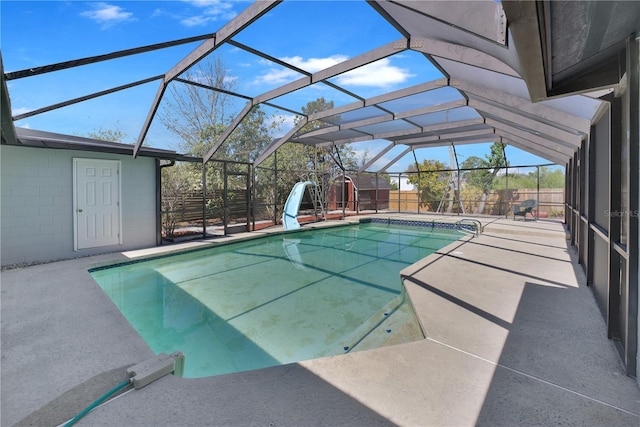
9, 128, 198, 162
502, 0, 640, 101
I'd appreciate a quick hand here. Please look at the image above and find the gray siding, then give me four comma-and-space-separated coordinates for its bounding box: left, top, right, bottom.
1, 145, 157, 266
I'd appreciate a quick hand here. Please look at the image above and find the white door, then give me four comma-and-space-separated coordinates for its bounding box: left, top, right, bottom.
74, 158, 121, 250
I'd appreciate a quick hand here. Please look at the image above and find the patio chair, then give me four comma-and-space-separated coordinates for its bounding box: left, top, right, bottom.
513, 199, 538, 221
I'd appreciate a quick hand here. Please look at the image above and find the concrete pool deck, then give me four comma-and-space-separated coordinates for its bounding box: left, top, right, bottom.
2, 214, 639, 426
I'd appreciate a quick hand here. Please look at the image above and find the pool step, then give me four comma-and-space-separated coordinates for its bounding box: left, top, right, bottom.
351, 302, 424, 352
336, 295, 424, 354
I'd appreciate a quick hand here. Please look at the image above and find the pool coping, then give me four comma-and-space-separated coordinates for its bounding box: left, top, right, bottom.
87, 216, 477, 271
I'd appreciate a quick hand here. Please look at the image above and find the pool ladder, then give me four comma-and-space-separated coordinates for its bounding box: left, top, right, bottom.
455, 219, 483, 237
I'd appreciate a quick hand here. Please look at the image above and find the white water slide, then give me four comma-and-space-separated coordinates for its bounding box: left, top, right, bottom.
282, 181, 324, 231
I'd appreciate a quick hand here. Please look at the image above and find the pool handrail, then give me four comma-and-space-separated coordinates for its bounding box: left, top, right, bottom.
455, 218, 483, 237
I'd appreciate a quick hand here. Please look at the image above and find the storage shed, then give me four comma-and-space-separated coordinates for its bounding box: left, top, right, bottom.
327, 175, 391, 211
1, 128, 184, 266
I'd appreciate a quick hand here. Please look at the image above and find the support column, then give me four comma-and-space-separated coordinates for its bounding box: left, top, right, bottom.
625, 34, 639, 377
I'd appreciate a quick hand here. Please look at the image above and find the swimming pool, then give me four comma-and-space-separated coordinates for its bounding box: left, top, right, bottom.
90, 221, 462, 378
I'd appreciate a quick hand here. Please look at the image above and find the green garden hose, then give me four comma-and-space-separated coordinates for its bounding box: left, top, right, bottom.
64, 379, 131, 426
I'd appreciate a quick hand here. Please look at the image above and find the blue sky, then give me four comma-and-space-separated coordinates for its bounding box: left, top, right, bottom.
2, 0, 557, 172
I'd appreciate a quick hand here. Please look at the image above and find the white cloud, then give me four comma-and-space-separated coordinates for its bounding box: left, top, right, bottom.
12, 107, 31, 117
151, 8, 166, 18
80, 3, 135, 28
253, 55, 413, 89
254, 55, 348, 86
254, 67, 299, 86
180, 15, 210, 27
336, 58, 414, 87
180, 0, 237, 27
273, 114, 297, 136
283, 55, 349, 73
352, 148, 370, 165
223, 75, 238, 85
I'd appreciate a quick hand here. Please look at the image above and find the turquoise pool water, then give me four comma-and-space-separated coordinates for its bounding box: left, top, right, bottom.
90, 222, 461, 378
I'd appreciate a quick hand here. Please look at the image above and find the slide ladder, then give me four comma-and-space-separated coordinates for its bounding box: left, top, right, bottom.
437, 146, 465, 214
282, 181, 325, 231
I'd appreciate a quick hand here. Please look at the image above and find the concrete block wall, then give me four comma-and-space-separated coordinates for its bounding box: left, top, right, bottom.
1, 145, 157, 267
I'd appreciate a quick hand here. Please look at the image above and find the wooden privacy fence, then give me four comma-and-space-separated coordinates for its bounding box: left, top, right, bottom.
389, 188, 565, 217
162, 193, 213, 223
389, 190, 420, 211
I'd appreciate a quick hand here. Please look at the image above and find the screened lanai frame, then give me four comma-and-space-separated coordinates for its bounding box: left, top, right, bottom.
3, 0, 606, 234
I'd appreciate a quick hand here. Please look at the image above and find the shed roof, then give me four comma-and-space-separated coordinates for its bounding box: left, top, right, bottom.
13, 128, 195, 161
347, 175, 392, 191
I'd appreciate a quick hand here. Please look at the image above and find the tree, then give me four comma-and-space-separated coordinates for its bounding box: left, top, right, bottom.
539, 166, 565, 188
158, 57, 285, 227
254, 97, 362, 220
293, 97, 359, 176
406, 159, 448, 211
161, 162, 202, 238
493, 165, 565, 189
159, 56, 282, 162
159, 56, 236, 156
460, 142, 508, 214
381, 172, 398, 190
81, 123, 131, 143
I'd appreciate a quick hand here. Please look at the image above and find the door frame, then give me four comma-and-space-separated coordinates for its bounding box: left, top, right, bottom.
73, 158, 122, 251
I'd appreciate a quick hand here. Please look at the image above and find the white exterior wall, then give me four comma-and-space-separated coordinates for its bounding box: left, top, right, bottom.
1, 145, 157, 266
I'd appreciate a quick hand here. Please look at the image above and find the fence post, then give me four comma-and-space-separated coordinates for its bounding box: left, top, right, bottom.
457, 166, 461, 215
156, 159, 162, 246
274, 150, 278, 225
355, 171, 360, 214
223, 162, 228, 235
375, 172, 379, 213
505, 166, 509, 218
416, 171, 421, 214
397, 173, 401, 213
537, 166, 540, 220
247, 163, 252, 232
202, 161, 207, 238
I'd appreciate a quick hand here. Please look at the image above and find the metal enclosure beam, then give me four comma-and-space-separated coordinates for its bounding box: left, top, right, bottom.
501, 0, 548, 101
469, 98, 584, 147
501, 137, 568, 165
451, 78, 591, 134
1, 55, 18, 145
297, 99, 467, 141
487, 119, 576, 157
404, 134, 500, 150
378, 147, 412, 172
207, 37, 409, 161
203, 102, 254, 163
391, 0, 507, 44
358, 142, 396, 172
254, 38, 409, 106
133, 0, 282, 157
13, 75, 163, 120
623, 34, 638, 377
4, 33, 219, 81
304, 78, 448, 123
412, 38, 519, 77
253, 118, 308, 167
